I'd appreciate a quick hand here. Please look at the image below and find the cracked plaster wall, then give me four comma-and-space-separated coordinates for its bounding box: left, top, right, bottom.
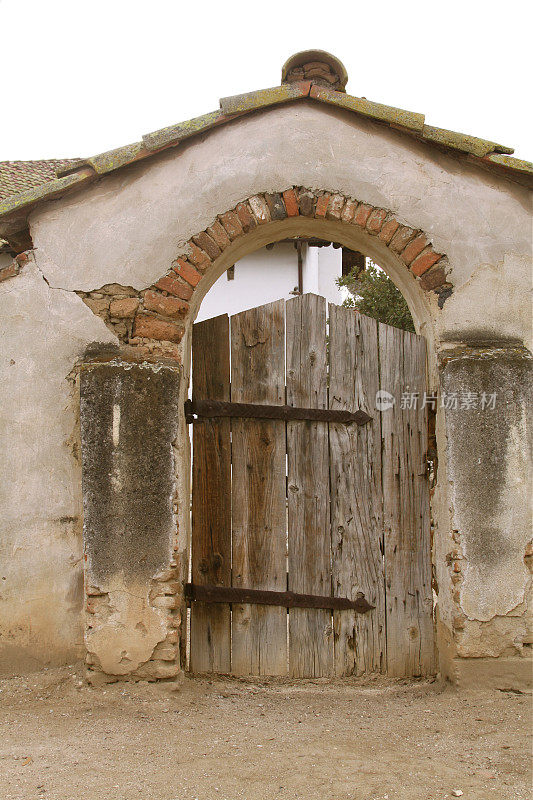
0, 258, 117, 671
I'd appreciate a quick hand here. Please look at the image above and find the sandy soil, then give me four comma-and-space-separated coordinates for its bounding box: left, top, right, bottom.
0, 665, 530, 800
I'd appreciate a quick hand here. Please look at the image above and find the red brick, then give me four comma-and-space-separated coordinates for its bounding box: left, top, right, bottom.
248, 195, 271, 224
366, 208, 387, 233
314, 193, 330, 218
109, 297, 139, 318
15, 252, 29, 264
354, 203, 372, 227
235, 202, 257, 233
326, 194, 345, 220
133, 314, 184, 343
86, 597, 98, 614
378, 218, 400, 244
390, 226, 416, 253
265, 192, 287, 221
192, 231, 221, 260
419, 265, 447, 290
341, 199, 357, 223
218, 210, 243, 240
282, 188, 299, 217
401, 234, 428, 265
0, 262, 20, 282
173, 258, 202, 287
411, 248, 442, 276
206, 220, 231, 251
297, 189, 315, 217
187, 242, 211, 271
143, 290, 189, 319
154, 273, 193, 300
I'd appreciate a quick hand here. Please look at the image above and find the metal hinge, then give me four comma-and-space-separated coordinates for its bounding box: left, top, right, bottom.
184, 399, 372, 426
185, 583, 374, 614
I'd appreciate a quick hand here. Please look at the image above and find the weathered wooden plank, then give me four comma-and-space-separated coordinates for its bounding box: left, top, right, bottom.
286, 294, 333, 677
190, 314, 231, 673
329, 306, 386, 675
379, 322, 436, 677
230, 300, 287, 676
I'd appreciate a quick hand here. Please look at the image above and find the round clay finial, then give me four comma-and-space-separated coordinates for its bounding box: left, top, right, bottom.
281, 49, 348, 92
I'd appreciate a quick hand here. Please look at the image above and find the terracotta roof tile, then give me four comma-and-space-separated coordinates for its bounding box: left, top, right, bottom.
0, 159, 83, 201
0, 78, 531, 240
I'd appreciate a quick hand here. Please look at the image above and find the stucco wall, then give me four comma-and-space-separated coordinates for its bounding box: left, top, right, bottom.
29, 103, 532, 348
0, 258, 117, 671
1, 101, 531, 677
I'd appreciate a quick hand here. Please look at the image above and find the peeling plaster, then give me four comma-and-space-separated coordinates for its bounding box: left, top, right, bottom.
86, 576, 169, 675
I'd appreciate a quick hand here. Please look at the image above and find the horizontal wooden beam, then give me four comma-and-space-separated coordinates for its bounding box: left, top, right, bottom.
185, 399, 372, 426
184, 583, 374, 613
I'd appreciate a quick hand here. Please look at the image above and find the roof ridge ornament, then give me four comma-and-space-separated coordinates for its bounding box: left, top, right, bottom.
282, 49, 348, 93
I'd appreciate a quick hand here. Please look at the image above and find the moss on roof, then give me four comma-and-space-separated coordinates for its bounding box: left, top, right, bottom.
0, 159, 83, 202
0, 82, 530, 241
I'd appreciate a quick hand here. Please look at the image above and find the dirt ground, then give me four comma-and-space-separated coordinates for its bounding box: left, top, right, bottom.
0, 666, 530, 800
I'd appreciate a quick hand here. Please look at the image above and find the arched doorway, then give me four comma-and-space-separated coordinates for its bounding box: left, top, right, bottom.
180, 200, 439, 678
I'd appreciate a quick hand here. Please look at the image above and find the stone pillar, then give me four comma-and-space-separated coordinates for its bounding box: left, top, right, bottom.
79, 360, 183, 682
438, 345, 532, 689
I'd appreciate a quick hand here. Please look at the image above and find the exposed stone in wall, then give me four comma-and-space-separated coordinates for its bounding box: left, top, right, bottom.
77, 284, 140, 343
80, 360, 183, 682
0, 251, 29, 283
77, 284, 183, 361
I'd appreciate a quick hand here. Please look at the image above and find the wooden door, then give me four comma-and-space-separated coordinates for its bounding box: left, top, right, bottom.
230, 300, 287, 676
379, 323, 436, 677
189, 296, 435, 678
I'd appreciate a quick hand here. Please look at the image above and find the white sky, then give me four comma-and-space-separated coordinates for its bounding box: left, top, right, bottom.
1, 0, 531, 162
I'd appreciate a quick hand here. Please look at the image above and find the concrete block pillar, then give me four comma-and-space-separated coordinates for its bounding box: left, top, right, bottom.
438, 344, 532, 688
79, 360, 183, 682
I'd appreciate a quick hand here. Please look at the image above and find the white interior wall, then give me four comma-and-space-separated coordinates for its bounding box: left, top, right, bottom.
315, 245, 345, 304
196, 241, 345, 323
196, 243, 297, 322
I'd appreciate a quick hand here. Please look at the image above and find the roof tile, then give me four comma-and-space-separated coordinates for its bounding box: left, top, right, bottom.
482, 152, 533, 175
143, 109, 230, 151
0, 79, 530, 237
219, 82, 311, 116
421, 125, 513, 158
0, 159, 83, 201
310, 84, 425, 132
0, 168, 95, 218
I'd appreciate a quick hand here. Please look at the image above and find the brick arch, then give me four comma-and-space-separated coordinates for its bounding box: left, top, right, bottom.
117, 188, 451, 355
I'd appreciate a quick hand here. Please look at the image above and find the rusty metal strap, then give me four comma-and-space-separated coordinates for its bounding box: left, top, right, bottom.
185, 399, 371, 426
184, 583, 374, 614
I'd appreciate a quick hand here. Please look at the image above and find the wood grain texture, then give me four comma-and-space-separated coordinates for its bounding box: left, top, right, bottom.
190, 315, 231, 673
379, 322, 436, 677
329, 306, 386, 676
230, 300, 288, 676
286, 295, 333, 677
